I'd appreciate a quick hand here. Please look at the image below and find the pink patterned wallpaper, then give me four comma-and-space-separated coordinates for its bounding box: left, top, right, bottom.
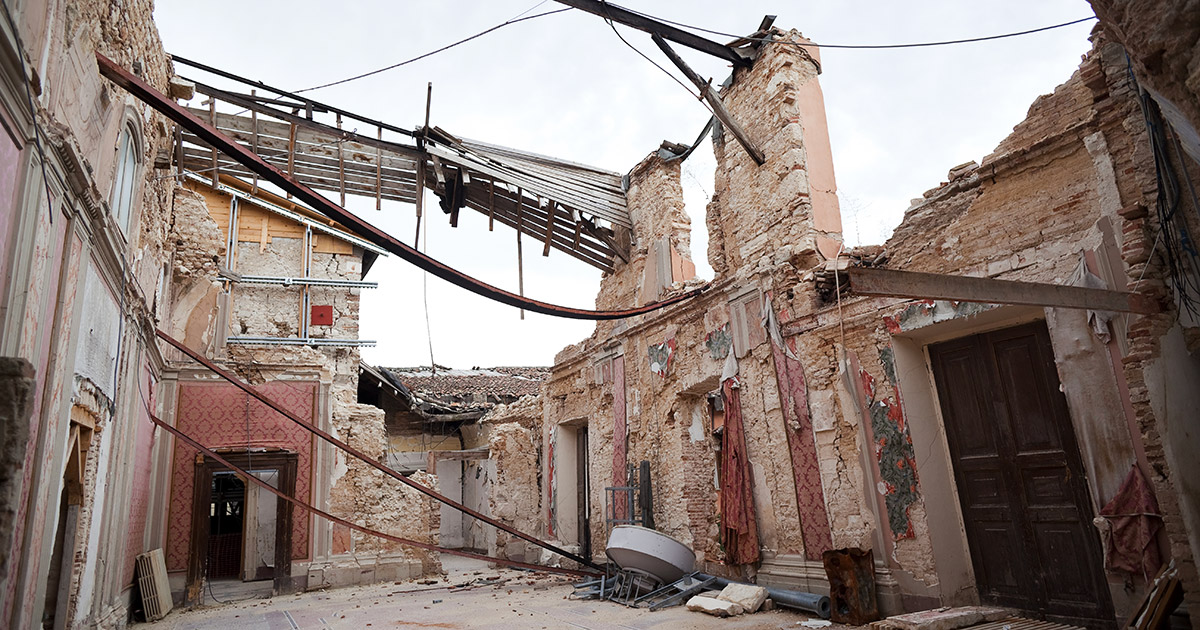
123, 364, 157, 585
166, 381, 317, 571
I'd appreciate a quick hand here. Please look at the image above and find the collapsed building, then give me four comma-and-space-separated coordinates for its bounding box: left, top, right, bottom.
358, 363, 547, 552
525, 25, 1200, 630
2, 1, 1199, 629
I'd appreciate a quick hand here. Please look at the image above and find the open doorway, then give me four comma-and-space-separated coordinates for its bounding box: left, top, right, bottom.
186, 452, 297, 604
553, 420, 590, 558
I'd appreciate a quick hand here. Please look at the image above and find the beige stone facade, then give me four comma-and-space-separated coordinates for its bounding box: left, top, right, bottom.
532, 27, 1200, 629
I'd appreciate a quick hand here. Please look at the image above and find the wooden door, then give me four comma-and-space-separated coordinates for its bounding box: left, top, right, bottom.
930, 321, 1112, 627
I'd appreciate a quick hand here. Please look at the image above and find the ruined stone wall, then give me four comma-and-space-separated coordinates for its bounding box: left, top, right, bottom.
1090, 0, 1200, 144
546, 31, 838, 577
780, 32, 1198, 622
483, 396, 543, 562
541, 23, 1197, 626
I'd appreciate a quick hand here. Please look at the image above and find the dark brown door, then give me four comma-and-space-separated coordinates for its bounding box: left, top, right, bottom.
930, 321, 1112, 627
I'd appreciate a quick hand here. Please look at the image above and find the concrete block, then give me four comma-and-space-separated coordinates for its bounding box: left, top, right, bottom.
716, 583, 768, 613
880, 606, 1014, 630
687, 595, 745, 617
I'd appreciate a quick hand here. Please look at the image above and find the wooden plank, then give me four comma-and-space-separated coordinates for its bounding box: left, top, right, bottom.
250, 89, 259, 194
182, 151, 419, 203
425, 142, 629, 228
847, 267, 1160, 314
414, 154, 425, 246
376, 127, 382, 210
208, 98, 219, 186
286, 121, 297, 199
462, 182, 614, 259
336, 113, 345, 206
542, 198, 554, 256
476, 202, 615, 272
186, 108, 420, 173
190, 83, 422, 160
183, 131, 421, 191
652, 34, 765, 166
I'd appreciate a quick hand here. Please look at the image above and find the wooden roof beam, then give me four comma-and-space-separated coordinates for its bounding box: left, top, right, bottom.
652, 34, 765, 165
554, 0, 752, 67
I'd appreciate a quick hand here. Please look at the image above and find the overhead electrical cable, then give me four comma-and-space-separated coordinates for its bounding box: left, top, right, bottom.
614, 3, 1096, 50
294, 7, 572, 94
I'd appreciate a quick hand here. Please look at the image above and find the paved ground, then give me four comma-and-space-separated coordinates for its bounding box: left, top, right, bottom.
139, 555, 845, 630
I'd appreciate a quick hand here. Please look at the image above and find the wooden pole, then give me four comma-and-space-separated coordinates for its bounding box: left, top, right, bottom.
516, 188, 525, 320
488, 179, 495, 231
542, 198, 554, 257
208, 97, 219, 186
337, 113, 345, 206
375, 127, 382, 210
250, 89, 259, 194
286, 121, 297, 199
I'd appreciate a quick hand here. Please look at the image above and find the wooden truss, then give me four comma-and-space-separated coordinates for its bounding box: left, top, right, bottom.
175, 60, 631, 273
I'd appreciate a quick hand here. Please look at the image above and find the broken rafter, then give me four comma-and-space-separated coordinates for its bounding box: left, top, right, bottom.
553, 0, 751, 67
651, 34, 766, 166
847, 267, 1161, 314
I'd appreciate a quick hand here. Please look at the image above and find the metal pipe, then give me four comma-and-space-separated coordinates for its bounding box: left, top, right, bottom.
698, 574, 831, 619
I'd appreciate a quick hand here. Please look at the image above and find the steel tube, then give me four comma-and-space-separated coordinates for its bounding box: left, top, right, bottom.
698, 574, 831, 618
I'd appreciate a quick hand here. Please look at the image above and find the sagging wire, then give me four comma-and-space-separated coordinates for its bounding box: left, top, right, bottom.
615, 2, 1096, 50
1129, 57, 1200, 319
293, 6, 572, 95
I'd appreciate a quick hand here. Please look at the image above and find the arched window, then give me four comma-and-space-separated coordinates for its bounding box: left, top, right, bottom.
110, 122, 141, 232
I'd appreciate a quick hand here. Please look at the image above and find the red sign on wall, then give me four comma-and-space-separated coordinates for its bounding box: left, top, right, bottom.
310, 305, 333, 326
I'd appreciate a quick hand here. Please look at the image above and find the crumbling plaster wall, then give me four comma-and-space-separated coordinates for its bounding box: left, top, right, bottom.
1089, 0, 1200, 147
482, 396, 543, 562
1, 0, 185, 626
546, 31, 844, 577
776, 33, 1195, 621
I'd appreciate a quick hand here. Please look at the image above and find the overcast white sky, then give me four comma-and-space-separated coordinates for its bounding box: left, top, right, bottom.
154, 1, 1098, 369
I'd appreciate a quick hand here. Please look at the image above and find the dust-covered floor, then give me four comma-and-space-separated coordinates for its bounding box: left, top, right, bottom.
138, 555, 851, 629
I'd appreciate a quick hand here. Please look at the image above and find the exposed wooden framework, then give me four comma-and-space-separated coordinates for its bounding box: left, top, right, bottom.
847, 267, 1160, 314
103, 53, 702, 319
175, 75, 630, 272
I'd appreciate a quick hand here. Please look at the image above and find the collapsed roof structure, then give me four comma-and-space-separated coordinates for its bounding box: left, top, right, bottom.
3, 1, 1200, 629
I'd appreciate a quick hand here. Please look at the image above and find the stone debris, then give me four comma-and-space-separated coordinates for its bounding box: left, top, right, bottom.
715, 583, 769, 613
871, 606, 1014, 630
687, 595, 745, 617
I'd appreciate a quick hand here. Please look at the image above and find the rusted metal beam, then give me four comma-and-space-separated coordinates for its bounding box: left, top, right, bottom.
652, 34, 765, 165
99, 52, 702, 320
150, 414, 595, 577
847, 267, 1160, 314
555, 0, 751, 67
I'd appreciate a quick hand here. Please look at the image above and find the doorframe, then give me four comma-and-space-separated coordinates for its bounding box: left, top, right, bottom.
889, 307, 1044, 606
185, 451, 297, 605
890, 306, 1116, 622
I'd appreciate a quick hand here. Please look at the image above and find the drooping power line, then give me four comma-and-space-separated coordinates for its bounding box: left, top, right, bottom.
295, 6, 572, 94
622, 6, 1097, 50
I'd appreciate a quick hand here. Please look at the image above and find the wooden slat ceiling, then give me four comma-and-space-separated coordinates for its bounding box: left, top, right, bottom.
179, 84, 630, 272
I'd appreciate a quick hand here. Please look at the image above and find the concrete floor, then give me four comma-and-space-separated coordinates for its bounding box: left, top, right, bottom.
140, 555, 845, 629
